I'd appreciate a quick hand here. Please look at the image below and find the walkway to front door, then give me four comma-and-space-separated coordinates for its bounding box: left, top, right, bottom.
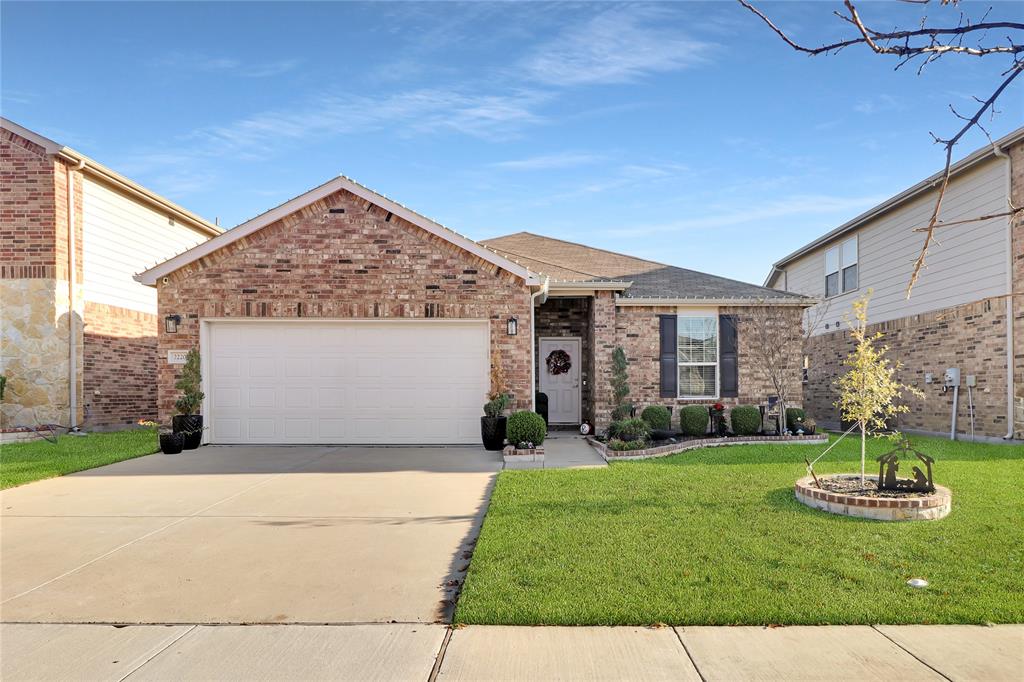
539, 337, 581, 424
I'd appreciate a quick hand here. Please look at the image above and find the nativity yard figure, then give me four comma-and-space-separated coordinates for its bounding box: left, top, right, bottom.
876, 439, 935, 493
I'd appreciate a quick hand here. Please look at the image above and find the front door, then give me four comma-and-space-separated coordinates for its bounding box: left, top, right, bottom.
539, 337, 581, 424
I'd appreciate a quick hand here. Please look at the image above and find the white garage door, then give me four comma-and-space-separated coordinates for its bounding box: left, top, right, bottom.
206, 320, 489, 444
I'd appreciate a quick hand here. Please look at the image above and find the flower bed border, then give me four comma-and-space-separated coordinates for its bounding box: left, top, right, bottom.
503, 445, 545, 464
795, 475, 952, 521
587, 433, 827, 461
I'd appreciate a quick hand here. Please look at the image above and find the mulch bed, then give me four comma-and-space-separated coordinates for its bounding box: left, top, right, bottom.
815, 474, 935, 499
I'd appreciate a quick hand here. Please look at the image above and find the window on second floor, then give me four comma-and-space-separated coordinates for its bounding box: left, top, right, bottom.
825, 237, 858, 297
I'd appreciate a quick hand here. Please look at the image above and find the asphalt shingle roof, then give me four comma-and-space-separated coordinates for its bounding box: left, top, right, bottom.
481, 232, 808, 302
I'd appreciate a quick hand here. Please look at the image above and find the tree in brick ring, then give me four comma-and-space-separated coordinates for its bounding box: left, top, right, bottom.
545, 349, 572, 375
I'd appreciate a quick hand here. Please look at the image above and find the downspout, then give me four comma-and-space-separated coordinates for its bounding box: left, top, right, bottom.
530, 277, 550, 410
994, 146, 1015, 440
66, 158, 85, 431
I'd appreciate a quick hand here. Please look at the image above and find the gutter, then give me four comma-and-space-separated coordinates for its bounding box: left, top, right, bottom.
993, 145, 1016, 440
614, 296, 813, 307
530, 277, 550, 411
66, 157, 85, 430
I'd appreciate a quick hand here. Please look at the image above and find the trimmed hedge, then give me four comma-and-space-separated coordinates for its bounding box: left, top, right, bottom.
679, 405, 709, 437
640, 405, 671, 431
785, 407, 806, 432
608, 438, 648, 451
608, 418, 650, 442
730, 405, 762, 436
507, 411, 547, 446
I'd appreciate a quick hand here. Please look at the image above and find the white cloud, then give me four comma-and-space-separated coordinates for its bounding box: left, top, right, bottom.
492, 152, 605, 170
854, 94, 902, 115
520, 5, 713, 86
154, 52, 300, 78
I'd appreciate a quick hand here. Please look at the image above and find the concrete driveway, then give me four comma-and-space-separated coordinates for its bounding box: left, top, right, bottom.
0, 445, 500, 625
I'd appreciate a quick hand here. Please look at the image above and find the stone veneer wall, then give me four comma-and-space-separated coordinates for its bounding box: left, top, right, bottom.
805, 297, 1010, 438
589, 298, 805, 430
155, 187, 534, 423
534, 297, 591, 423
0, 129, 84, 429
83, 301, 159, 429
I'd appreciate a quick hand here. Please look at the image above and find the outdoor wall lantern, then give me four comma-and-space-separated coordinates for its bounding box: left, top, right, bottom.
506, 316, 518, 336
164, 314, 181, 334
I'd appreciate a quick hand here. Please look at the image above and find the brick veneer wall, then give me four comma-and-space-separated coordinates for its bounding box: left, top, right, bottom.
155, 188, 534, 423
805, 297, 1010, 438
535, 297, 591, 422
83, 301, 159, 429
1010, 140, 1024, 439
590, 301, 805, 429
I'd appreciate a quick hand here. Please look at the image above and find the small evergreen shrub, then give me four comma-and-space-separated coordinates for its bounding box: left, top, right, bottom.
679, 405, 709, 437
611, 403, 634, 421
730, 405, 762, 436
608, 417, 649, 442
608, 438, 648, 451
785, 407, 806, 432
640, 405, 671, 431
507, 410, 547, 446
174, 348, 204, 416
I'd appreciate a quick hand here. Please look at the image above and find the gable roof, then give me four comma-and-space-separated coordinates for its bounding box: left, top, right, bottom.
135, 175, 542, 286
482, 232, 809, 304
1, 117, 221, 238
764, 125, 1024, 286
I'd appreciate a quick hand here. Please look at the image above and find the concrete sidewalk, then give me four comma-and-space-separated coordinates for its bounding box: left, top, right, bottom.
3, 622, 1020, 681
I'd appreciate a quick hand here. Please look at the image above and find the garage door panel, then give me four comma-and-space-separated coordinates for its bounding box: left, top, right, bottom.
208, 321, 489, 444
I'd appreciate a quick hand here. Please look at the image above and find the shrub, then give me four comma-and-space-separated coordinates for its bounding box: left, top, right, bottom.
608, 417, 649, 442
679, 405, 709, 437
507, 410, 547, 446
611, 403, 634, 421
610, 347, 631, 420
730, 405, 761, 436
174, 348, 204, 416
785, 407, 806, 432
483, 394, 510, 418
608, 438, 648, 451
640, 405, 671, 431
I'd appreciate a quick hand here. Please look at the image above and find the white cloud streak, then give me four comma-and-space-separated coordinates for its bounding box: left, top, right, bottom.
491, 152, 605, 170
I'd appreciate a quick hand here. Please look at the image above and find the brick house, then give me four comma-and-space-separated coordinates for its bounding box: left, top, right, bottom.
137, 174, 810, 445
765, 126, 1024, 442
0, 119, 221, 438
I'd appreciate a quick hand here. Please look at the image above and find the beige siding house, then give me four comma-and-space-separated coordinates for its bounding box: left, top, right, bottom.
766, 127, 1024, 441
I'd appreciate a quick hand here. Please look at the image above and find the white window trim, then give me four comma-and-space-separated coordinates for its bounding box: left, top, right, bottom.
824, 235, 860, 299
676, 310, 719, 400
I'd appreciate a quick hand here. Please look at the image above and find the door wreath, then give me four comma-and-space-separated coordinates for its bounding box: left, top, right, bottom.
546, 349, 572, 375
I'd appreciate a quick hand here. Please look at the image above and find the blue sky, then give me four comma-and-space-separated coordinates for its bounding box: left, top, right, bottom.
3, 1, 1020, 285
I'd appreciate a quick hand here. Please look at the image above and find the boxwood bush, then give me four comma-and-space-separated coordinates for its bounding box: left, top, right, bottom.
608, 417, 650, 442
730, 405, 762, 436
608, 438, 648, 451
785, 407, 806, 432
639, 405, 671, 431
507, 411, 547, 446
679, 405, 709, 437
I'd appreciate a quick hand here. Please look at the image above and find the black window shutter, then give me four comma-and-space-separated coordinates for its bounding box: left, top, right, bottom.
720, 314, 738, 398
658, 315, 677, 398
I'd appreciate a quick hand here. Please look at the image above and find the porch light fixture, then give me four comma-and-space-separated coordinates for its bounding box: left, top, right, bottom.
506, 316, 518, 336
164, 314, 181, 334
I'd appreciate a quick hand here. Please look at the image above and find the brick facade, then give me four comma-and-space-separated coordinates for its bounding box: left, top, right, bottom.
155, 187, 534, 423
805, 297, 1010, 438
589, 301, 805, 429
535, 297, 592, 422
83, 302, 159, 429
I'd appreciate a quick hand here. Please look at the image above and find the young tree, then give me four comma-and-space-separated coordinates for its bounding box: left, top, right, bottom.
744, 303, 803, 434
835, 292, 923, 485
610, 347, 632, 420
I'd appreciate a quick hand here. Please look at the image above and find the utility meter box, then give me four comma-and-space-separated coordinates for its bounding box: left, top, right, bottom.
943, 368, 961, 388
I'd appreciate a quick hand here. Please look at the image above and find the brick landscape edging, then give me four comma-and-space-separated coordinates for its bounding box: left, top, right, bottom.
794, 475, 952, 521
586, 433, 828, 461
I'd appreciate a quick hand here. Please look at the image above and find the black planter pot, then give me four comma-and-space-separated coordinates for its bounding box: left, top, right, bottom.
480, 416, 507, 451
173, 414, 203, 450
160, 432, 185, 455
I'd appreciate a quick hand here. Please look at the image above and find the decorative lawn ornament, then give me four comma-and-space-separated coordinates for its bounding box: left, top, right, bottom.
545, 349, 572, 375
907, 578, 929, 588
876, 439, 936, 493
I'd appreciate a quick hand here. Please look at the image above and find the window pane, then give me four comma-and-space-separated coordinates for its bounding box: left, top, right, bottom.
825, 247, 839, 274
679, 365, 716, 397
677, 317, 717, 363
842, 264, 858, 292
825, 272, 839, 297
842, 238, 857, 266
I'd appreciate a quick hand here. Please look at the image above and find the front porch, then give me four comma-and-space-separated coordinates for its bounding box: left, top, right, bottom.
534, 296, 594, 428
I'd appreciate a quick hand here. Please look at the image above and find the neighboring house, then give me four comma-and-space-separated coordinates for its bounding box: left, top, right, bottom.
0, 119, 221, 437
136, 174, 810, 445
765, 126, 1024, 441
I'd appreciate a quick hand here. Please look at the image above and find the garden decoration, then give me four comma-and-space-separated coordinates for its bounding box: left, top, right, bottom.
709, 402, 727, 437
876, 439, 935, 493
545, 349, 572, 375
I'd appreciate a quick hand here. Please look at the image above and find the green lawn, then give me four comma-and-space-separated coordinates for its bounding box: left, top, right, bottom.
456, 433, 1024, 626
1, 430, 158, 489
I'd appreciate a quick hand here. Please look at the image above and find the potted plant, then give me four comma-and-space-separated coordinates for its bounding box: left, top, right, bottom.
481, 350, 510, 451
140, 419, 184, 455
172, 348, 205, 450
709, 402, 728, 437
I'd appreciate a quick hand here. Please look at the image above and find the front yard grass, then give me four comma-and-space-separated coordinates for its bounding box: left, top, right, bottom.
456, 433, 1024, 625
1, 430, 158, 489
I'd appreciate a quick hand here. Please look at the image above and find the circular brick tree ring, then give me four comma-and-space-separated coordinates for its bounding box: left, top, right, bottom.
795, 475, 952, 521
